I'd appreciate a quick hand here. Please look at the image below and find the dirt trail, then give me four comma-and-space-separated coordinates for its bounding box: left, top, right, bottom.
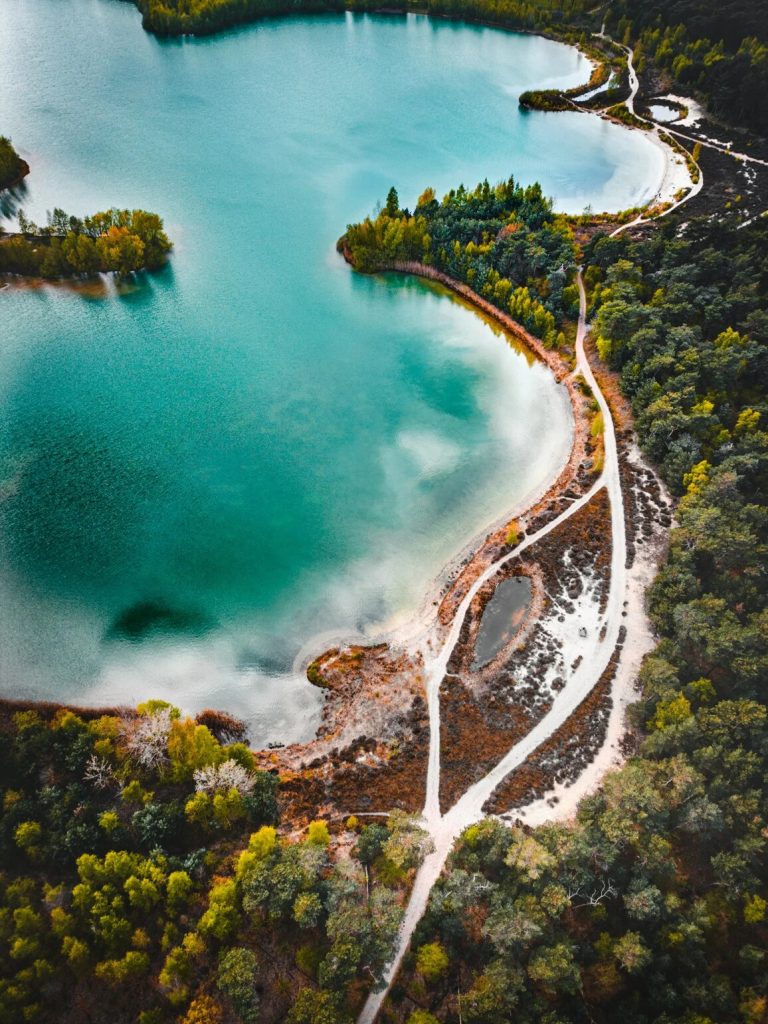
358, 272, 627, 1024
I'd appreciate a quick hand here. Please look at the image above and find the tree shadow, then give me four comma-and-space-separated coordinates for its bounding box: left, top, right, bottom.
0, 179, 29, 221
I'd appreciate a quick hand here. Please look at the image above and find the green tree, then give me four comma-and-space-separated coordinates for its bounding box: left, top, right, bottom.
217, 947, 260, 1023
416, 941, 449, 980
385, 186, 400, 217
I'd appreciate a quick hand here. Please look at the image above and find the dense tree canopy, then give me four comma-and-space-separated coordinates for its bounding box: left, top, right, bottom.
133, 0, 590, 38
0, 700, 435, 1022
0, 207, 172, 278
343, 176, 576, 347
0, 701, 279, 1022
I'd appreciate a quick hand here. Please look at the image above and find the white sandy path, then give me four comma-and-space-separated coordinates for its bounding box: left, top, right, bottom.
660, 94, 704, 127
358, 271, 627, 1024
516, 441, 668, 826
606, 39, 768, 238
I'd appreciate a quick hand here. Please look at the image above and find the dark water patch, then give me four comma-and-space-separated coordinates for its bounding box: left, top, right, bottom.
472, 575, 532, 670
106, 600, 216, 642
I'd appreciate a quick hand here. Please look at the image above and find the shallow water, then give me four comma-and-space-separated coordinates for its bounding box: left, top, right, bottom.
0, 2, 665, 743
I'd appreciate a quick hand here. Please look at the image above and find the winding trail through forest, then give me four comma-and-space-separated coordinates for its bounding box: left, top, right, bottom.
603, 35, 765, 235
358, 271, 627, 1023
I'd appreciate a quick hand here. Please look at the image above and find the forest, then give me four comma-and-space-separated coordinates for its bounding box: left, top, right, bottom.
132, 0, 589, 40
0, 208, 173, 278
606, 0, 768, 133
0, 700, 434, 1023
342, 178, 576, 349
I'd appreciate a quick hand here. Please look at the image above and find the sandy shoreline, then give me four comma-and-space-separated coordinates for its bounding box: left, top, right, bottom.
637, 124, 694, 207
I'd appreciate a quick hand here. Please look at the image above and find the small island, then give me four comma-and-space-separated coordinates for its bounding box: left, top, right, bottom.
0, 207, 173, 278
0, 136, 29, 191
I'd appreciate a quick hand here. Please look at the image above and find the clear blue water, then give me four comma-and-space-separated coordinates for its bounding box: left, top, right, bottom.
0, 2, 664, 742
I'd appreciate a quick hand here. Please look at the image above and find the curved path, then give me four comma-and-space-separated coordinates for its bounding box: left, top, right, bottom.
602, 33, 766, 236
602, 41, 704, 235
358, 271, 627, 1023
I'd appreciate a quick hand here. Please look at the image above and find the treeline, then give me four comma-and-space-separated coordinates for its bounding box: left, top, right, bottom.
133, 0, 590, 38
343, 178, 576, 348
608, 1, 768, 132
136, 0, 345, 35
0, 700, 432, 1023
0, 207, 172, 278
378, 214, 768, 1022
0, 137, 27, 191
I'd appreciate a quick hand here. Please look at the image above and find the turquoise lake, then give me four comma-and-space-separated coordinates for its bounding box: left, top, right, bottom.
0, 1, 665, 743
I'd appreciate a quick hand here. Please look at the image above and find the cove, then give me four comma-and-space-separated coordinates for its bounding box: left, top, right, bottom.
0, 2, 665, 744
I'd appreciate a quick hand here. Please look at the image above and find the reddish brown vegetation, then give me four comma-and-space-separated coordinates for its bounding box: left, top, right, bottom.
254, 644, 428, 829
483, 630, 623, 814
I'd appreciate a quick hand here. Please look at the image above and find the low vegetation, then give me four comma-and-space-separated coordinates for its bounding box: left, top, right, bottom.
605, 104, 651, 129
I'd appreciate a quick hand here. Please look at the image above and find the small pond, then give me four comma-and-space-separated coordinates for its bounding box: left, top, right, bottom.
472, 575, 532, 669
649, 103, 681, 123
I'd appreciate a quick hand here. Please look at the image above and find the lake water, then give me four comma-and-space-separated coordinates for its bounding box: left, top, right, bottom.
0, 1, 665, 743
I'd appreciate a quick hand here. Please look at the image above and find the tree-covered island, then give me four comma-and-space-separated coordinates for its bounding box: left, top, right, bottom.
0, 207, 173, 278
